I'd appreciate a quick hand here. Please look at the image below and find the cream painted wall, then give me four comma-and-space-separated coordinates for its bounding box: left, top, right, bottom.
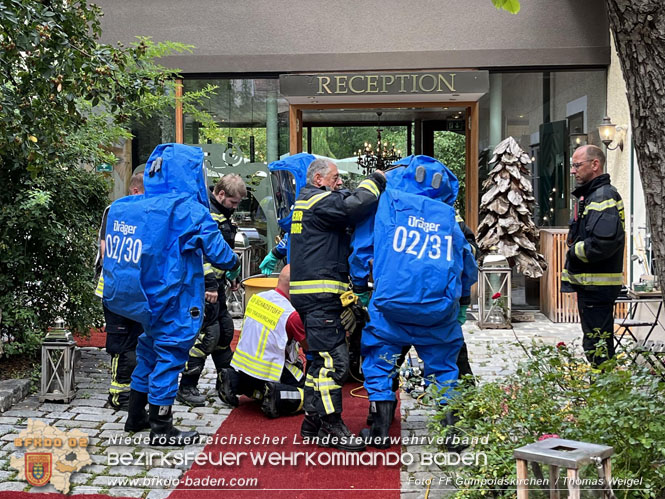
95, 0, 609, 73
606, 32, 631, 215
606, 31, 638, 281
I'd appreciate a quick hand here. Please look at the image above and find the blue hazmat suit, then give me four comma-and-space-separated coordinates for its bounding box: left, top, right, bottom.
102, 144, 239, 406
349, 155, 478, 403
268, 153, 315, 262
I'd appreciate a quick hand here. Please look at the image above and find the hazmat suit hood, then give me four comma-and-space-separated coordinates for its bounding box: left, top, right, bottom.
143, 143, 210, 209
387, 155, 459, 206
268, 153, 316, 231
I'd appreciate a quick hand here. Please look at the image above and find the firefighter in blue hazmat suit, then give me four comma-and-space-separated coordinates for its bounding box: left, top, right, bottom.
102, 143, 239, 446
259, 153, 316, 274
349, 155, 478, 449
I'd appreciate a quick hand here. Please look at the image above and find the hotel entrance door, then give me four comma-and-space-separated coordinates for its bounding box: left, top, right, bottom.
289, 102, 479, 230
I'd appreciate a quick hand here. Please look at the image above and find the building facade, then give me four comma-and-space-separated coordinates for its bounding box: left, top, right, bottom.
97, 0, 646, 309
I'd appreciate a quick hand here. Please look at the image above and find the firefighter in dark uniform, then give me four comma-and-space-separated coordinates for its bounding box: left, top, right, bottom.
563, 145, 625, 366
289, 158, 386, 452
177, 173, 246, 406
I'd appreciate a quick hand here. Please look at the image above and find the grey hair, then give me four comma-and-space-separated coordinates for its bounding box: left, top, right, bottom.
307, 159, 334, 184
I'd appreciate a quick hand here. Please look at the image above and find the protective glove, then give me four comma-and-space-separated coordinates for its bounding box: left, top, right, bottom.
340, 307, 357, 332
226, 266, 241, 281
355, 291, 370, 308
259, 252, 280, 276
457, 305, 468, 325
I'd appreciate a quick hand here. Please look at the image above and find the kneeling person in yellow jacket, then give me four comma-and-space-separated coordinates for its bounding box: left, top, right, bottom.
218, 265, 308, 417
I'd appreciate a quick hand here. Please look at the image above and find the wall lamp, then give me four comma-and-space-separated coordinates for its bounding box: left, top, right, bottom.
598, 116, 625, 151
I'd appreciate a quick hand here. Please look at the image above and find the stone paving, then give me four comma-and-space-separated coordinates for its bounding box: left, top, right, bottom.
0, 314, 584, 498
0, 349, 228, 498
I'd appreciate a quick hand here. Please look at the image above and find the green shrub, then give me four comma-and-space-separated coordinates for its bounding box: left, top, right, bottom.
429, 342, 665, 498
0, 1, 219, 357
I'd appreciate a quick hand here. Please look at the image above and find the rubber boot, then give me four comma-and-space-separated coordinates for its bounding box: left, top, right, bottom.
124, 389, 150, 432
317, 413, 366, 452
261, 382, 303, 418
366, 398, 397, 426
148, 404, 199, 446
300, 413, 321, 438
360, 401, 394, 449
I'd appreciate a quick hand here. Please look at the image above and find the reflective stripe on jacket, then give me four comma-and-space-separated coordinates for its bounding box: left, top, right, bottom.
289, 173, 386, 313
231, 289, 298, 381
563, 173, 624, 291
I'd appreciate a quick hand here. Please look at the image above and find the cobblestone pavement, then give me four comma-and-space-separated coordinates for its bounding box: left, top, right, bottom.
0, 349, 227, 498
0, 314, 583, 498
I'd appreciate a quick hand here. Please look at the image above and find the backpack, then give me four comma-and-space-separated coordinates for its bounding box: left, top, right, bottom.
371, 189, 464, 326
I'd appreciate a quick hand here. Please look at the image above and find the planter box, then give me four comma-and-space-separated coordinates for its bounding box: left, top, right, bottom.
539, 228, 627, 322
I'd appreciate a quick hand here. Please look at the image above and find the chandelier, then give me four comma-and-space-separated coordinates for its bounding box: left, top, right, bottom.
356, 112, 402, 174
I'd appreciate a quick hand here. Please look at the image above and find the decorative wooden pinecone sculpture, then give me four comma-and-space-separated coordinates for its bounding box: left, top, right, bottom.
477, 137, 548, 278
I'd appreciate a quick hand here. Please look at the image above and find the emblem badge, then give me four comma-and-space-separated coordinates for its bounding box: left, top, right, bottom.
25, 453, 52, 487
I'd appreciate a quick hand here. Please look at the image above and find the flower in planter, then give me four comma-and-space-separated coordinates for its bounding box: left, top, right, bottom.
556, 341, 566, 349
492, 292, 502, 300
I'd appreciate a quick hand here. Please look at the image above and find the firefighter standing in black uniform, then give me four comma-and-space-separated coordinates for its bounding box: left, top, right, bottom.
563, 145, 625, 366
177, 174, 246, 406
289, 158, 385, 452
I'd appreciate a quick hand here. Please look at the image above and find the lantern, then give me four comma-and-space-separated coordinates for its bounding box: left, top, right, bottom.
40, 321, 77, 402
478, 248, 512, 329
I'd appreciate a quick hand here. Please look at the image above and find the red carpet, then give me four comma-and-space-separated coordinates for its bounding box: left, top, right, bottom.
170, 384, 402, 499
0, 495, 112, 499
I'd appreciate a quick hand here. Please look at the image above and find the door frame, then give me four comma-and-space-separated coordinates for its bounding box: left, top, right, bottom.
288, 101, 479, 230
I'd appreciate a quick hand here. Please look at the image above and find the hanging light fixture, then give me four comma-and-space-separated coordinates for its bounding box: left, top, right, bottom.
598, 116, 616, 147
356, 112, 402, 175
